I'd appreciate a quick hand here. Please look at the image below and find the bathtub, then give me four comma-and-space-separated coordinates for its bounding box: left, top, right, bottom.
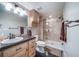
45, 40, 64, 51
45, 40, 64, 56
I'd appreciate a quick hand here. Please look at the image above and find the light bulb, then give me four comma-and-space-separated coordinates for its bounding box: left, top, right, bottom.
14, 7, 20, 14
22, 10, 26, 15
19, 12, 24, 16
46, 22, 49, 25
49, 15, 52, 18
5, 3, 13, 11
19, 9, 26, 16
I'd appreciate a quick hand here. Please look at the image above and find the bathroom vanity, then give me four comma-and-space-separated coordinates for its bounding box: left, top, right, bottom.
0, 36, 36, 57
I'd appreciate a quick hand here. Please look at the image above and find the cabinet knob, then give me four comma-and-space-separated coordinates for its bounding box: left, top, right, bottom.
16, 47, 21, 51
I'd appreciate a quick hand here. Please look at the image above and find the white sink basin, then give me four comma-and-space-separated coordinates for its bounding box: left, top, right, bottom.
1, 37, 23, 44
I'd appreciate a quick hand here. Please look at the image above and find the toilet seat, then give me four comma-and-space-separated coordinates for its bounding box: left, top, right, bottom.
36, 41, 45, 53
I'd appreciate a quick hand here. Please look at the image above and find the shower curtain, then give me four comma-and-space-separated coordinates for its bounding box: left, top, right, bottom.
60, 22, 66, 42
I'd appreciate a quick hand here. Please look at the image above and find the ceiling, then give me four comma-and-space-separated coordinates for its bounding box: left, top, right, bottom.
17, 2, 65, 18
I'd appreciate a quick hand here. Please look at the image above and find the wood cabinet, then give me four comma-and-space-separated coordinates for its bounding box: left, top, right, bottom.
2, 42, 28, 57
0, 38, 36, 57
28, 9, 40, 27
28, 39, 36, 57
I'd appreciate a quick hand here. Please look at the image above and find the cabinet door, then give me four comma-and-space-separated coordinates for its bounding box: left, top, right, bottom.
28, 10, 35, 27
0, 51, 2, 57
28, 10, 40, 27
13, 49, 26, 57
29, 39, 36, 48
29, 47, 36, 57
29, 39, 36, 57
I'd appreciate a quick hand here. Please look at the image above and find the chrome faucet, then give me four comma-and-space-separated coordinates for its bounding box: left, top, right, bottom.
8, 33, 15, 39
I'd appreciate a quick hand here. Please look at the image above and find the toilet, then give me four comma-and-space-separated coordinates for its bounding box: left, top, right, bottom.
36, 41, 45, 53
35, 35, 45, 53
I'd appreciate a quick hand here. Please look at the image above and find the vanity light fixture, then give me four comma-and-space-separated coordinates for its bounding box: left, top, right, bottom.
1, 3, 27, 16
5, 3, 13, 11
1, 3, 13, 11
14, 5, 26, 16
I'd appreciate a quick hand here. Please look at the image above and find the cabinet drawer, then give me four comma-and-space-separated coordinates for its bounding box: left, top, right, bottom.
13, 49, 26, 57
3, 42, 28, 57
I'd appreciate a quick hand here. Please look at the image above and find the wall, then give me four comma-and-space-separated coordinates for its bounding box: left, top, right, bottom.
0, 4, 27, 36
63, 2, 79, 57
